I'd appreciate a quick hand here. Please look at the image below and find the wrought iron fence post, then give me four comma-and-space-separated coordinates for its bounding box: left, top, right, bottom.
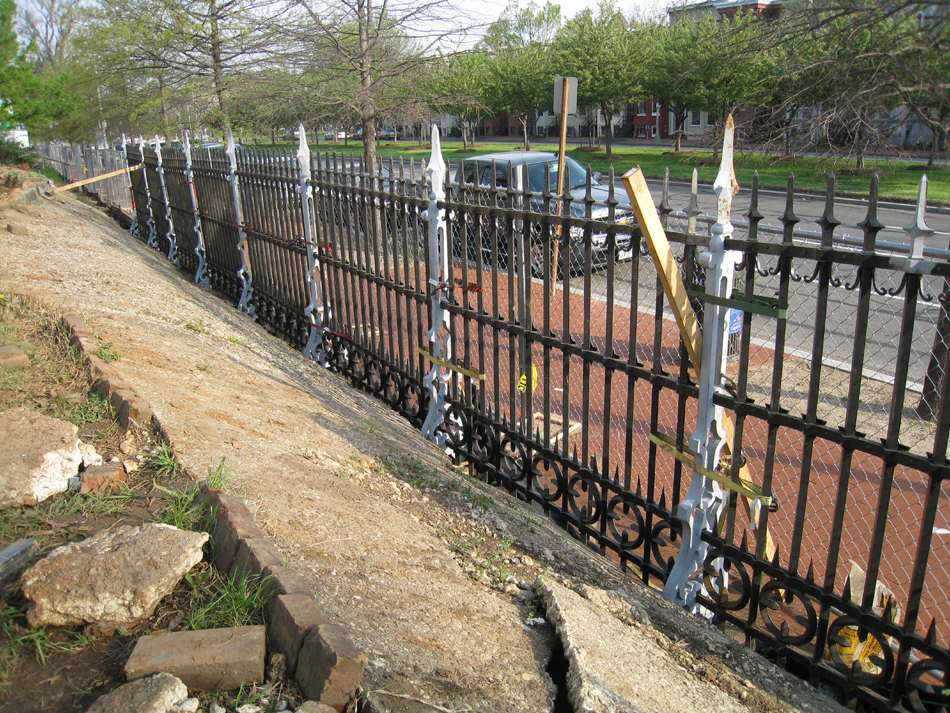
662, 118, 742, 613
296, 125, 327, 365
225, 129, 255, 317
421, 125, 450, 445
183, 133, 208, 284
153, 136, 179, 265
138, 137, 158, 249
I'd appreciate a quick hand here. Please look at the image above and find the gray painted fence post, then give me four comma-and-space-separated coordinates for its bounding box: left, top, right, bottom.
662, 118, 742, 614
295, 124, 328, 365
225, 129, 255, 317
153, 136, 179, 265
421, 125, 450, 445
183, 133, 209, 285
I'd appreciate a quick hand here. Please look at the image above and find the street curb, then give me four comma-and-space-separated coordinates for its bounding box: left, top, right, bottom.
59, 311, 366, 712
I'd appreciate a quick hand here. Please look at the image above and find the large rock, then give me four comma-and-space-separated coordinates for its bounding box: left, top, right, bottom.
0, 408, 82, 507
21, 523, 208, 629
538, 577, 750, 713
84, 672, 190, 713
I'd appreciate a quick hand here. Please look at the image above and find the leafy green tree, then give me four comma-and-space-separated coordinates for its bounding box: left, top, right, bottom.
480, 1, 560, 150
553, 0, 644, 157
429, 52, 490, 150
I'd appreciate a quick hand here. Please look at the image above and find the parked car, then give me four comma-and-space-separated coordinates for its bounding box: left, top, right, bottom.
377, 128, 396, 141
321, 130, 347, 141
453, 152, 637, 276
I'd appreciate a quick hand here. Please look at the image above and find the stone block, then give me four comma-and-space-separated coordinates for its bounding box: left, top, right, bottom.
62, 314, 93, 344
91, 374, 130, 400
110, 387, 138, 412
80, 461, 128, 494
261, 564, 313, 617
86, 354, 119, 383
0, 345, 30, 371
85, 672, 188, 713
267, 594, 328, 675
7, 223, 28, 235
210, 493, 267, 573
125, 626, 266, 691
295, 624, 366, 711
118, 396, 153, 429
229, 537, 283, 583
297, 703, 337, 713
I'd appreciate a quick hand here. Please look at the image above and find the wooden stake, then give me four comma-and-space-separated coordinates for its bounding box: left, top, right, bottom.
51, 163, 144, 194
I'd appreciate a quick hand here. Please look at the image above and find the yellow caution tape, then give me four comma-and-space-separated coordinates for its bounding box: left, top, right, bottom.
517, 365, 538, 393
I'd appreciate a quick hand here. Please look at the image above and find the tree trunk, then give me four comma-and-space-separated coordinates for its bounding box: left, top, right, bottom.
208, 0, 230, 133
357, 0, 377, 171
521, 117, 530, 151
602, 103, 614, 158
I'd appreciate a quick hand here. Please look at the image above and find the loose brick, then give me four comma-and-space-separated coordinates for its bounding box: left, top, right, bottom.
211, 494, 267, 573
261, 564, 313, 617
267, 594, 328, 675
295, 624, 366, 711
0, 345, 30, 371
7, 223, 28, 235
118, 396, 153, 429
110, 387, 137, 412
62, 315, 93, 345
229, 537, 283, 582
125, 626, 266, 691
80, 462, 128, 494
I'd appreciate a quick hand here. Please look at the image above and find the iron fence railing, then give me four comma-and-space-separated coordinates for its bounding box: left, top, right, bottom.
58, 131, 950, 713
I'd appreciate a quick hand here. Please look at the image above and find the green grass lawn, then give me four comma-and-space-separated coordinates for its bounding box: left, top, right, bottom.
260, 138, 950, 205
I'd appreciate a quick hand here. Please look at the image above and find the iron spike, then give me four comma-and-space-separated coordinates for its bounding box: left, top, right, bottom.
590, 454, 598, 473
739, 531, 749, 553
858, 173, 884, 251
660, 167, 671, 213
659, 490, 667, 510
771, 543, 781, 568
817, 173, 840, 242
925, 618, 938, 645
636, 477, 642, 496
780, 173, 798, 229
613, 465, 620, 484
843, 576, 852, 603
806, 560, 815, 585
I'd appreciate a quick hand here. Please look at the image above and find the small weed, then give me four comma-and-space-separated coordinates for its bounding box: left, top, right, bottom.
301, 447, 319, 461
473, 493, 493, 511
94, 341, 121, 362
185, 319, 211, 334
196, 363, 212, 372
154, 484, 202, 531
367, 419, 381, 435
144, 444, 181, 478
350, 454, 363, 465
334, 470, 352, 481
206, 457, 232, 490
226, 335, 248, 345
182, 569, 273, 631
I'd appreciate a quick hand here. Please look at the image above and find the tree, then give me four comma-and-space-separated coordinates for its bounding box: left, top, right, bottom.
0, 0, 74, 134
480, 1, 560, 150
553, 0, 644, 157
429, 52, 490, 150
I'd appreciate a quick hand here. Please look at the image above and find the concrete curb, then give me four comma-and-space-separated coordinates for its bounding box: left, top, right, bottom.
59, 312, 366, 712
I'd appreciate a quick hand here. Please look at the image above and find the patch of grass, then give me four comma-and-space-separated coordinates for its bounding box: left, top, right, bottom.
59, 393, 113, 427
206, 457, 232, 490
0, 603, 92, 689
196, 363, 212, 372
47, 489, 138, 518
381, 453, 438, 489
94, 341, 121, 363
226, 335, 248, 345
143, 443, 181, 478
185, 319, 211, 335
181, 567, 273, 631
153, 484, 202, 531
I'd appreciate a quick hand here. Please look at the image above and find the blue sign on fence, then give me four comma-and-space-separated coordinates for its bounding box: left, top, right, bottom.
727, 308, 743, 334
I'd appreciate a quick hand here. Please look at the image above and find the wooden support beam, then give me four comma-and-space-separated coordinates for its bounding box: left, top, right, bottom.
51, 164, 144, 194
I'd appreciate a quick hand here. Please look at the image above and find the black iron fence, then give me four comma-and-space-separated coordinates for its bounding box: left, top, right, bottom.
62, 136, 949, 713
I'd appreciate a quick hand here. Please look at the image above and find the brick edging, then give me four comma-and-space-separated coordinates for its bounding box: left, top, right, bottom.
60, 313, 367, 712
